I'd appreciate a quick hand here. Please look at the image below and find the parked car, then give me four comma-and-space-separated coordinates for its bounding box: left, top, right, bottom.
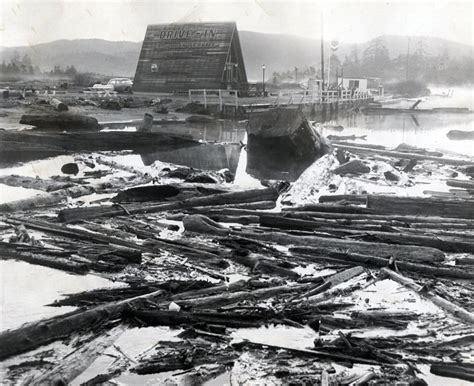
107, 78, 133, 93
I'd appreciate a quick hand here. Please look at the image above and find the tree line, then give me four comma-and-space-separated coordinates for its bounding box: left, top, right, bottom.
271, 37, 474, 86
0, 51, 78, 77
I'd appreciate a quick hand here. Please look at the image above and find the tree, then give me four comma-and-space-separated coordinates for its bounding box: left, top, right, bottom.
362, 37, 391, 76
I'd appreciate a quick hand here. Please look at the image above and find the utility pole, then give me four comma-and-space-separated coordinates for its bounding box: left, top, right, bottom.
406, 36, 410, 81
295, 67, 298, 84
320, 12, 325, 91
262, 64, 266, 96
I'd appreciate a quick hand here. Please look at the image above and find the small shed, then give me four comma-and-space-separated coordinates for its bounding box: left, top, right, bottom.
337, 77, 384, 95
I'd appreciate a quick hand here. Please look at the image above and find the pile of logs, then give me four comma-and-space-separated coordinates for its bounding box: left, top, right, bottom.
0, 131, 473, 383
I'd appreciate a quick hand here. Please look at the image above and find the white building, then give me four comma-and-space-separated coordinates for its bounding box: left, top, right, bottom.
337, 77, 384, 95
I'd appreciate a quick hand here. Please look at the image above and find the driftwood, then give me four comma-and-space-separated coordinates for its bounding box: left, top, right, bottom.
0, 174, 76, 192
367, 195, 474, 219
58, 187, 278, 222
446, 179, 474, 190
430, 363, 474, 382
283, 208, 474, 226
126, 309, 266, 328
20, 113, 100, 130
259, 215, 474, 253
291, 247, 474, 280
0, 288, 165, 360
29, 325, 126, 385
0, 241, 89, 274
319, 195, 368, 204
0, 185, 96, 212
334, 143, 474, 166
50, 98, 68, 112
183, 214, 445, 263
381, 268, 474, 324
232, 340, 383, 366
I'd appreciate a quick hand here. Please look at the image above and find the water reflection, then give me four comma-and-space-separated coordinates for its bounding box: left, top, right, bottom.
140, 143, 242, 173
330, 112, 474, 156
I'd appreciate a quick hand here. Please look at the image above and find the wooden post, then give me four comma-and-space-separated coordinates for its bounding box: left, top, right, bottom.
188, 89, 192, 103
203, 89, 207, 108
219, 89, 223, 112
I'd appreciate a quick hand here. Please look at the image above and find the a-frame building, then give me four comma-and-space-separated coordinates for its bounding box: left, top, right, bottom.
133, 22, 248, 93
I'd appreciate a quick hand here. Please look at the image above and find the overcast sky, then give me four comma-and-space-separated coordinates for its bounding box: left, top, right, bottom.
0, 0, 472, 47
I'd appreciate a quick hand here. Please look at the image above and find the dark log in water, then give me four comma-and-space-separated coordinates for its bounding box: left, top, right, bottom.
0, 130, 199, 152
367, 195, 474, 219
20, 113, 100, 130
446, 130, 474, 140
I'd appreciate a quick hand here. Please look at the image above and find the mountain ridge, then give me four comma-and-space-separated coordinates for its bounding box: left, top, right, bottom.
1, 32, 472, 80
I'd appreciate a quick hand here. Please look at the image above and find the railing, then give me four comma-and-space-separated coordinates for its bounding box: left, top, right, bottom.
271, 89, 370, 107
188, 89, 239, 111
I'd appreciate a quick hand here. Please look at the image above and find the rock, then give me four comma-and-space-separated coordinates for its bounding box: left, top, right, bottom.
61, 163, 79, 175
99, 99, 122, 110
384, 170, 400, 182
332, 160, 370, 176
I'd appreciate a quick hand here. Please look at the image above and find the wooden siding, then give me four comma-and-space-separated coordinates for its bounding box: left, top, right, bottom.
133, 22, 248, 93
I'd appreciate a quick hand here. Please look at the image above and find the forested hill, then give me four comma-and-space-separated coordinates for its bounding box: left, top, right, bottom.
1, 33, 472, 83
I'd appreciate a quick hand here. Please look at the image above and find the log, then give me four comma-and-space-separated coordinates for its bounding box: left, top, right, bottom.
232, 340, 383, 366
446, 130, 474, 141
319, 195, 367, 204
291, 247, 474, 280
446, 179, 474, 190
381, 268, 474, 324
0, 288, 166, 360
20, 113, 100, 131
430, 363, 474, 382
138, 113, 154, 132
367, 195, 474, 219
125, 310, 266, 328
30, 325, 126, 385
183, 215, 445, 263
0, 174, 75, 192
260, 215, 474, 253
0, 241, 89, 274
296, 266, 365, 300
285, 203, 376, 214
50, 98, 68, 112
0, 185, 96, 212
334, 143, 474, 166
0, 129, 199, 152
58, 187, 278, 222
284, 209, 474, 225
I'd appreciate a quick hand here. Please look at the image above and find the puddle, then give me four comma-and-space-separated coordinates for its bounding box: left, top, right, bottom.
0, 260, 120, 332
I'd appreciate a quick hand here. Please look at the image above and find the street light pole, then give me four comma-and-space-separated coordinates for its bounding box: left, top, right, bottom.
262, 64, 266, 96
